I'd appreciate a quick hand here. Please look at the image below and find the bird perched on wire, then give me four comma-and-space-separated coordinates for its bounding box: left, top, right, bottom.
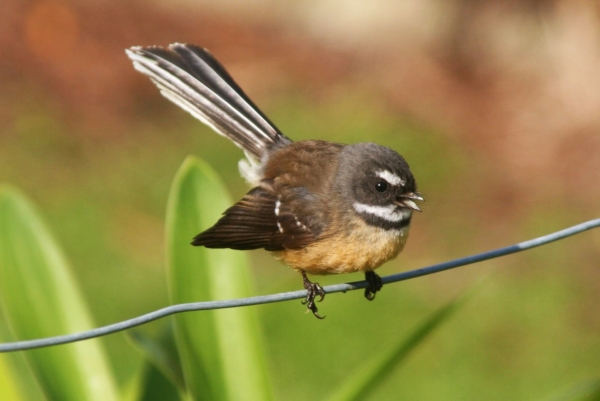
126, 43, 423, 318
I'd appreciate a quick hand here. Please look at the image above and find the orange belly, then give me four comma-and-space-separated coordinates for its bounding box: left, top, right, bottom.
272, 221, 410, 275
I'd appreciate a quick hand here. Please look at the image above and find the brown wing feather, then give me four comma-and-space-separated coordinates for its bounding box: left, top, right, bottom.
192, 187, 279, 250
192, 184, 318, 251
268, 200, 316, 250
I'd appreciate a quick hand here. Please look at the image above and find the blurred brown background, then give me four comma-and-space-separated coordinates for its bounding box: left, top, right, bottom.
1, 0, 599, 399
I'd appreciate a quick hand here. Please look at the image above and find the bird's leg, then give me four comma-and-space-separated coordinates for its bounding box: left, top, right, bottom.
301, 271, 325, 319
364, 271, 383, 301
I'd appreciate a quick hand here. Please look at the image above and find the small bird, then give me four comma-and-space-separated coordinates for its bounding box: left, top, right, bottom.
126, 43, 422, 318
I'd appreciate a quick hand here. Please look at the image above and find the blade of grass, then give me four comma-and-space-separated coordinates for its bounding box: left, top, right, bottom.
0, 354, 25, 401
542, 378, 600, 401
0, 318, 46, 401
127, 322, 185, 392
326, 293, 469, 401
136, 359, 184, 401
0, 186, 118, 401
119, 349, 183, 401
166, 156, 273, 401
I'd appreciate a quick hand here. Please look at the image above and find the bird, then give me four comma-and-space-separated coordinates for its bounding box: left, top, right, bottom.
126, 43, 423, 318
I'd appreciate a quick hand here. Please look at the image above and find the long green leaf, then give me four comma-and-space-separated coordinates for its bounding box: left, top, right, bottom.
120, 342, 183, 401
0, 317, 46, 401
326, 294, 468, 401
127, 322, 185, 393
166, 156, 273, 401
0, 354, 25, 401
139, 363, 184, 401
542, 378, 600, 401
0, 186, 118, 401
133, 358, 183, 401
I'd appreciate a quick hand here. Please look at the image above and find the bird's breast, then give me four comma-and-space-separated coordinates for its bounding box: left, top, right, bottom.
272, 217, 410, 275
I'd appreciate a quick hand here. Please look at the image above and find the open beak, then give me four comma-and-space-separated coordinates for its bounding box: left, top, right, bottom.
396, 192, 424, 212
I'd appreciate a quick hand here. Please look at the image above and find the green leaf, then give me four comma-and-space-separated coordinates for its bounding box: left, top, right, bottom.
127, 322, 185, 393
166, 156, 273, 401
0, 186, 119, 401
0, 317, 47, 401
137, 362, 184, 401
542, 378, 600, 401
0, 354, 25, 401
120, 344, 183, 401
326, 294, 468, 401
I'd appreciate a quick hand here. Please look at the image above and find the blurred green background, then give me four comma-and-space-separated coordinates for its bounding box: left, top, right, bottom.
1, 0, 599, 399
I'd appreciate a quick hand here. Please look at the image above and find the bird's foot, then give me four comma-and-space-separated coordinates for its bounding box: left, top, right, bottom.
364, 271, 383, 301
301, 271, 325, 319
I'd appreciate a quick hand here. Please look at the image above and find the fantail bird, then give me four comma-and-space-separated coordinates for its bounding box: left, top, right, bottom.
126, 43, 423, 318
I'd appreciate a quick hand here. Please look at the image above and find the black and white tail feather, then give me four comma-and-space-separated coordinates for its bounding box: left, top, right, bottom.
126, 43, 291, 184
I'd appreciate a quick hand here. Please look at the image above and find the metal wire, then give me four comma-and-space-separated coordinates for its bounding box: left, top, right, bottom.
1, 218, 598, 353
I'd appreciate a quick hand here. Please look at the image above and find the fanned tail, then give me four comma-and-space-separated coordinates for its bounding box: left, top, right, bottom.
126, 43, 291, 159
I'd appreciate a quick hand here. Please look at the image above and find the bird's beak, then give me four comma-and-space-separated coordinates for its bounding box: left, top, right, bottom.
396, 192, 424, 212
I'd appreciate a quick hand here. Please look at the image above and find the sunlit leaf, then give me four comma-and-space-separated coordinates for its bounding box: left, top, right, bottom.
0, 186, 119, 401
0, 318, 46, 401
0, 354, 25, 401
166, 156, 273, 401
326, 294, 468, 401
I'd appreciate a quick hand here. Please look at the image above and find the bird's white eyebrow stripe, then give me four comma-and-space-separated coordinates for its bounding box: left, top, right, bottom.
353, 202, 412, 222
376, 170, 404, 186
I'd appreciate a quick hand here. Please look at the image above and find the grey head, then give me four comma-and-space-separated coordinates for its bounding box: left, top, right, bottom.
335, 143, 422, 230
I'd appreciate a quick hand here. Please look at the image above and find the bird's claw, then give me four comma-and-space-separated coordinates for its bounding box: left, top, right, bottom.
301, 271, 326, 319
364, 271, 383, 301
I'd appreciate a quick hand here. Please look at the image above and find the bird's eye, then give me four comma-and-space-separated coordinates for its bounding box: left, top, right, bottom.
375, 181, 388, 192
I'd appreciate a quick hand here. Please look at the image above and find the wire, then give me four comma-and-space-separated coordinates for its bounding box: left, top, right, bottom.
1, 218, 598, 353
